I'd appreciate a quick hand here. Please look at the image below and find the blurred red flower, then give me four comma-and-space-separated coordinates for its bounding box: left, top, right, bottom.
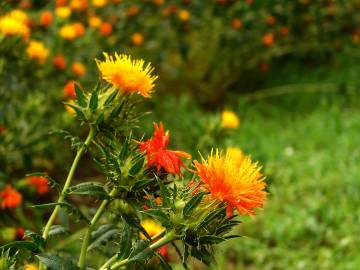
0, 185, 22, 209
27, 176, 49, 195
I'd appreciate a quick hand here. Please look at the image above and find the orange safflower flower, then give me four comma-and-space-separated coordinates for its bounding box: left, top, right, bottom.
99, 22, 112, 36
0, 185, 22, 209
40, 11, 53, 26
266, 15, 276, 26
53, 54, 66, 69
131, 32, 144, 46
71, 61, 86, 77
162, 5, 177, 17
262, 33, 274, 46
27, 176, 49, 195
194, 148, 266, 216
70, 0, 88, 11
56, 0, 68, 6
279, 26, 289, 37
231, 18, 242, 30
64, 80, 76, 98
88, 15, 102, 28
126, 5, 140, 17
152, 0, 164, 5
72, 22, 85, 36
96, 52, 158, 98
139, 123, 191, 175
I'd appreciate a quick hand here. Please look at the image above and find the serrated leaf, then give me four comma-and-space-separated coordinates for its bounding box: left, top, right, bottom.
197, 207, 225, 230
32, 202, 90, 224
129, 157, 144, 176
118, 221, 132, 260
47, 225, 69, 237
88, 228, 120, 251
183, 192, 205, 218
24, 230, 44, 248
109, 96, 127, 119
67, 182, 110, 199
199, 235, 226, 244
89, 87, 99, 110
128, 240, 152, 263
156, 176, 171, 207
74, 83, 86, 107
0, 241, 40, 253
131, 179, 154, 191
36, 253, 79, 270
96, 113, 105, 125
142, 209, 169, 225
119, 138, 130, 161
104, 89, 118, 106
64, 103, 87, 122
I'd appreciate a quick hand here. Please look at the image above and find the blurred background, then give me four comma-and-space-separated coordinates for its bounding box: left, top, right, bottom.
1, 0, 360, 269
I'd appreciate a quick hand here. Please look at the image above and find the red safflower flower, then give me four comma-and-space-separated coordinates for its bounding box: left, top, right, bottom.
0, 185, 22, 209
27, 176, 49, 195
139, 122, 191, 175
16, 227, 25, 240
64, 80, 76, 98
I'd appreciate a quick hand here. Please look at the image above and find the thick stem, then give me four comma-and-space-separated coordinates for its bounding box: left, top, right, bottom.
99, 231, 179, 270
42, 125, 96, 240
77, 188, 117, 268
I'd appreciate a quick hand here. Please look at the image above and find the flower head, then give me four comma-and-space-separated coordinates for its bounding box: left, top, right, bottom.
25, 264, 38, 270
53, 54, 66, 69
64, 80, 76, 98
0, 185, 22, 209
139, 123, 191, 175
0, 14, 29, 38
221, 110, 239, 129
27, 176, 49, 195
96, 52, 157, 98
26, 40, 49, 64
72, 61, 86, 77
40, 11, 53, 26
194, 148, 266, 216
140, 219, 164, 239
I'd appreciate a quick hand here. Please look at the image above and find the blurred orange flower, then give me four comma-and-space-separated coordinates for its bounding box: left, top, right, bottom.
266, 15, 276, 26
152, 0, 164, 5
99, 22, 112, 36
53, 54, 67, 70
72, 61, 86, 77
0, 185, 22, 209
70, 0, 88, 11
72, 22, 86, 36
88, 15, 102, 28
231, 18, 242, 30
64, 80, 76, 98
26, 40, 49, 64
194, 148, 266, 217
126, 5, 140, 17
27, 176, 49, 195
56, 0, 68, 6
40, 10, 53, 26
131, 32, 144, 46
279, 26, 289, 37
262, 33, 274, 46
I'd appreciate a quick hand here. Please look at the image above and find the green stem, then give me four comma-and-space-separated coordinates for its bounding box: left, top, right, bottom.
99, 231, 179, 270
42, 125, 96, 240
77, 188, 117, 268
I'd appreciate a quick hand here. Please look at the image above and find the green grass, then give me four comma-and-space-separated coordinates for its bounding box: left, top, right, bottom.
148, 89, 360, 270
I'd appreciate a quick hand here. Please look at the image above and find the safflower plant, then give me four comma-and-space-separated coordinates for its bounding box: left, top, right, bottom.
0, 53, 267, 270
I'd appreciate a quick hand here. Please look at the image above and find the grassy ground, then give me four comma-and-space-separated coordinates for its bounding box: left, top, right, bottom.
146, 88, 360, 270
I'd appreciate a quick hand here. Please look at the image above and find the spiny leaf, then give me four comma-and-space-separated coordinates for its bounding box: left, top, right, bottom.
156, 176, 171, 208
67, 182, 110, 199
131, 179, 154, 191
24, 230, 44, 248
47, 225, 69, 237
89, 86, 99, 110
183, 192, 205, 218
199, 235, 226, 244
104, 89, 118, 106
142, 209, 169, 225
129, 157, 144, 176
118, 221, 132, 260
88, 228, 120, 251
74, 83, 86, 107
64, 103, 87, 122
36, 253, 79, 270
0, 241, 40, 253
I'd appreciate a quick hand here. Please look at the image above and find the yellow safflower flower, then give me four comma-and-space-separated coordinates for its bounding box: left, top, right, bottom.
9, 9, 28, 23
92, 0, 107, 7
96, 52, 157, 98
59, 24, 77, 40
140, 219, 164, 240
25, 264, 38, 270
178, 9, 190, 21
221, 110, 240, 129
0, 15, 29, 38
88, 15, 102, 28
26, 40, 49, 64
55, 6, 72, 19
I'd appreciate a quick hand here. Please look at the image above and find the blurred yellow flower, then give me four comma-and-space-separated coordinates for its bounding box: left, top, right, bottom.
88, 15, 102, 28
25, 264, 38, 270
92, 0, 107, 7
9, 9, 28, 23
178, 9, 190, 21
26, 40, 49, 64
0, 15, 29, 38
71, 61, 86, 77
221, 110, 240, 129
59, 24, 77, 40
70, 0, 88, 11
140, 219, 164, 240
55, 6, 72, 19
96, 52, 157, 98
